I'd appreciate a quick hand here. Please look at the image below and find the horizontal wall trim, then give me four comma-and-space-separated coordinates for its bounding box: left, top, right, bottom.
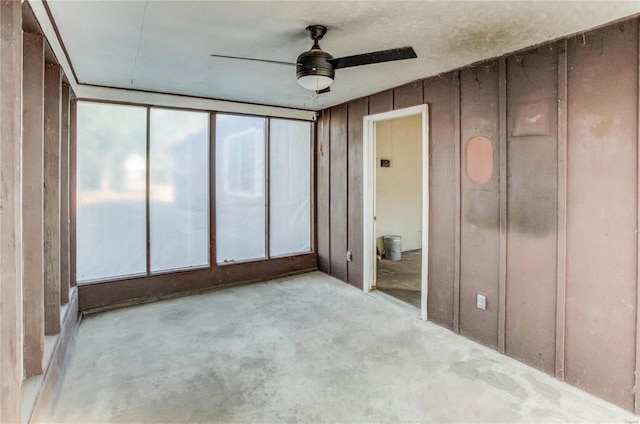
75, 84, 317, 121
79, 253, 318, 313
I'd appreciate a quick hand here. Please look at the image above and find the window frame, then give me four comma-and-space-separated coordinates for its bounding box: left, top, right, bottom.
267, 118, 315, 259
74, 101, 315, 285
75, 100, 149, 283
148, 106, 211, 275
215, 112, 314, 266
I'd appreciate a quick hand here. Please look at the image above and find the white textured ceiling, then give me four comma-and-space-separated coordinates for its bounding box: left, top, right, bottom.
47, 1, 639, 111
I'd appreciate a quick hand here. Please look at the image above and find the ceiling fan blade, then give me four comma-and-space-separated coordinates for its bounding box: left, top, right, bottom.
330, 47, 417, 70
210, 54, 297, 67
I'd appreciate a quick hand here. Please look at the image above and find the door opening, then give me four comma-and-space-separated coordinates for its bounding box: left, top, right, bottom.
363, 105, 429, 320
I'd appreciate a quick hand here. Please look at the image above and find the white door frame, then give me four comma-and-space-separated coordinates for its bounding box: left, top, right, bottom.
362, 104, 429, 321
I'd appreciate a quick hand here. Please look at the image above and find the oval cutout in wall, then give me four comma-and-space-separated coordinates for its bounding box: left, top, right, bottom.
466, 136, 493, 184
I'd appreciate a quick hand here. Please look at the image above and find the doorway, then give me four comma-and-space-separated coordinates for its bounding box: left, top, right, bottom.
363, 105, 429, 320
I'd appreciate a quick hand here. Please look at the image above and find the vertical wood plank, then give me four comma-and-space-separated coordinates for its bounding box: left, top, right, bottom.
59, 83, 70, 304
556, 40, 568, 381
43, 62, 61, 335
394, 81, 423, 110
565, 21, 638, 411
0, 1, 23, 421
498, 57, 507, 354
69, 97, 77, 287
347, 98, 368, 288
369, 90, 393, 115
329, 104, 348, 282
22, 31, 45, 378
505, 46, 559, 375
459, 61, 501, 349
316, 110, 331, 273
424, 72, 457, 330
453, 71, 462, 334
636, 18, 640, 416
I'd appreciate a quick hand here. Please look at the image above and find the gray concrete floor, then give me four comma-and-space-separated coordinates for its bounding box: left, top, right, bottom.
51, 272, 636, 423
377, 249, 422, 308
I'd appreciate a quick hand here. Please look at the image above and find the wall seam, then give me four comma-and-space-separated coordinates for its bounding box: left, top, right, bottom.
453, 71, 462, 333
635, 18, 640, 415
327, 110, 332, 275
555, 39, 568, 382
345, 104, 350, 284
498, 58, 508, 354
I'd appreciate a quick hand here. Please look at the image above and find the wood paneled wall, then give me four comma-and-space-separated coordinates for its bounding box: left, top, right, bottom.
317, 17, 640, 412
1, 2, 24, 421
565, 20, 639, 411
505, 44, 559, 374
329, 104, 348, 282
459, 62, 501, 349
347, 99, 368, 285
1, 4, 79, 419
424, 74, 458, 331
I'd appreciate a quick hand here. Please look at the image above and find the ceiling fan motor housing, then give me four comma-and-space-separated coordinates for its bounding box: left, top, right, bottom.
296, 48, 335, 90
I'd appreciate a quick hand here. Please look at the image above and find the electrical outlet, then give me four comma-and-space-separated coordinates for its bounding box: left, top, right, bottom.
476, 294, 486, 310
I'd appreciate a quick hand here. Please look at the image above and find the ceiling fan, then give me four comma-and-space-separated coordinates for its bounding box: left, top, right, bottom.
210, 25, 417, 94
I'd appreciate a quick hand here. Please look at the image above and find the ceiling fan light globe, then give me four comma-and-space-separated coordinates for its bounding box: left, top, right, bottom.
297, 75, 333, 91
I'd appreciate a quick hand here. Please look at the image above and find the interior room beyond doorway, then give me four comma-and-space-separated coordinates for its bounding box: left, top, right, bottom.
375, 114, 423, 312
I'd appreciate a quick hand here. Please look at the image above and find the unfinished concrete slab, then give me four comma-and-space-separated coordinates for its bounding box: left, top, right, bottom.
52, 272, 636, 423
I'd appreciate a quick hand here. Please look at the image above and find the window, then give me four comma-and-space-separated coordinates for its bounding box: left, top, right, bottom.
76, 102, 313, 282
215, 115, 267, 263
149, 108, 209, 272
215, 114, 312, 264
76, 102, 211, 282
76, 102, 147, 281
269, 119, 312, 257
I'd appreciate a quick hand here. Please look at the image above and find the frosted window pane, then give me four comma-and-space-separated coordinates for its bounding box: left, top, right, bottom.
149, 109, 209, 272
76, 102, 147, 282
269, 120, 312, 256
216, 114, 266, 263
